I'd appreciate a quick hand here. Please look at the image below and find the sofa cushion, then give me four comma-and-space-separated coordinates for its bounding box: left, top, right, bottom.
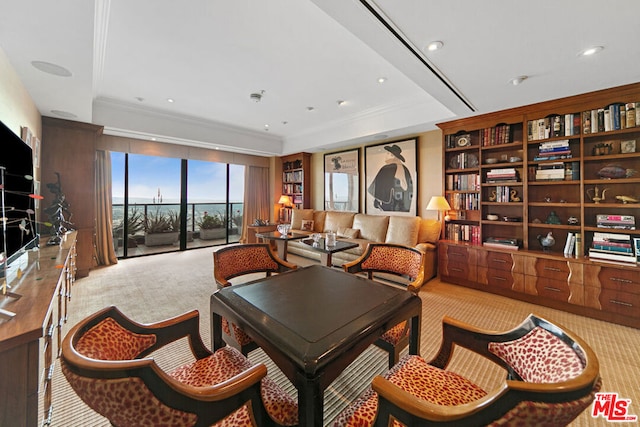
324, 211, 356, 232
313, 211, 326, 232
291, 209, 314, 230
337, 227, 360, 239
353, 214, 389, 243
418, 218, 441, 244
385, 216, 420, 246
301, 220, 315, 232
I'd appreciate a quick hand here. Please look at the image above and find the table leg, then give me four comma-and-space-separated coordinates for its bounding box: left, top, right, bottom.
297, 372, 323, 427
211, 311, 225, 351
409, 314, 421, 355
274, 239, 288, 261
319, 252, 332, 267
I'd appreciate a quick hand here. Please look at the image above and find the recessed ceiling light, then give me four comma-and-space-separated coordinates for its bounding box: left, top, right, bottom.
167, 98, 175, 103
31, 61, 72, 77
151, 137, 157, 141
50, 110, 77, 119
282, 121, 288, 125
135, 97, 144, 102
579, 46, 604, 56
337, 100, 346, 106
307, 106, 315, 111
264, 124, 270, 131
426, 41, 444, 51
377, 77, 387, 84
510, 76, 528, 86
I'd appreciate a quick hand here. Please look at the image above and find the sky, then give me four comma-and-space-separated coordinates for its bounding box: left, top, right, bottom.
111, 152, 244, 204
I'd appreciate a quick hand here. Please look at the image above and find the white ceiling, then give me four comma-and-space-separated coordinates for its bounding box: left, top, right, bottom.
2, 0, 639, 156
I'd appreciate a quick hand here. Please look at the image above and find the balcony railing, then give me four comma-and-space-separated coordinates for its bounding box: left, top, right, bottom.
112, 202, 243, 257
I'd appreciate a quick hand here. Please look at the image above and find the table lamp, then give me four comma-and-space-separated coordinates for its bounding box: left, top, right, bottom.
426, 195, 451, 239
278, 195, 292, 222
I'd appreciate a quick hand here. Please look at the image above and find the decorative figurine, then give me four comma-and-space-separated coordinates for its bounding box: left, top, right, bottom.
567, 216, 579, 225
537, 232, 555, 251
545, 211, 561, 225
509, 189, 521, 202
615, 195, 639, 204
597, 164, 637, 179
586, 185, 609, 204
43, 172, 74, 245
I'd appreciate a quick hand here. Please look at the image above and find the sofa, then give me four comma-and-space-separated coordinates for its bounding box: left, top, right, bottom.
285, 209, 441, 286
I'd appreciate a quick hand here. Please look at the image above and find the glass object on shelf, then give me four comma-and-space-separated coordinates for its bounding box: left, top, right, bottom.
277, 223, 291, 237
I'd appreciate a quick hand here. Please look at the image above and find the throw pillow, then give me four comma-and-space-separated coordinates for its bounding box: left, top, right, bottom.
301, 220, 315, 232
337, 227, 360, 239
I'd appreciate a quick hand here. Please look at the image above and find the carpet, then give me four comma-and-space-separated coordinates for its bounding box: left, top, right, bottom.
50, 246, 640, 426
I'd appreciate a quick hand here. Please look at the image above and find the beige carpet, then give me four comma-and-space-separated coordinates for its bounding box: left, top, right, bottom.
51, 247, 640, 426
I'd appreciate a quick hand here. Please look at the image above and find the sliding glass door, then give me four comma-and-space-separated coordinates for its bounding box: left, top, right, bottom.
112, 152, 244, 258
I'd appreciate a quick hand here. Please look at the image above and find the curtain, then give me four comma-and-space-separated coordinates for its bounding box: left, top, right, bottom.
239, 166, 270, 243
94, 150, 118, 266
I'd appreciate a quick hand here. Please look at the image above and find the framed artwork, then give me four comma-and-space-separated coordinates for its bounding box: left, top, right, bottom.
33, 136, 40, 168
324, 148, 360, 212
21, 126, 33, 148
365, 138, 417, 216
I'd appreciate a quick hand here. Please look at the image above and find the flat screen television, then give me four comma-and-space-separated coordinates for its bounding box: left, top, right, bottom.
0, 119, 38, 276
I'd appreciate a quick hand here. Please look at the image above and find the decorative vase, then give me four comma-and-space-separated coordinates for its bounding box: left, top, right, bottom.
537, 232, 555, 251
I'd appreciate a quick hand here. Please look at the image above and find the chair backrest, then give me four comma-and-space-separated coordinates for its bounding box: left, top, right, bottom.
213, 243, 296, 287
61, 306, 271, 427
344, 243, 425, 291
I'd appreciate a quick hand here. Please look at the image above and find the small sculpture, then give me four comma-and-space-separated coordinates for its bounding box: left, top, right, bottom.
586, 185, 609, 204
597, 164, 637, 179
615, 195, 639, 204
488, 190, 497, 202
545, 211, 561, 225
537, 232, 555, 251
509, 189, 521, 202
567, 216, 579, 225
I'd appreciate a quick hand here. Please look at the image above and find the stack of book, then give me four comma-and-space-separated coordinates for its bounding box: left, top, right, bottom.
483, 237, 519, 250
596, 214, 636, 230
534, 140, 572, 161
535, 162, 565, 181
486, 168, 518, 183
588, 232, 637, 264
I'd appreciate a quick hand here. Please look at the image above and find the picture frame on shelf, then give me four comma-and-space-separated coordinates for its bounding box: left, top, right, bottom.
21, 126, 33, 148
621, 139, 636, 154
365, 138, 417, 216
324, 148, 360, 212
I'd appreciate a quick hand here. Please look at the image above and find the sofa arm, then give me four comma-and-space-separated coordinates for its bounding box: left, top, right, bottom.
415, 243, 437, 283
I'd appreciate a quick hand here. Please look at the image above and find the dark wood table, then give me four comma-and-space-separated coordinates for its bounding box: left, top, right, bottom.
300, 238, 359, 267
255, 230, 307, 261
210, 264, 421, 427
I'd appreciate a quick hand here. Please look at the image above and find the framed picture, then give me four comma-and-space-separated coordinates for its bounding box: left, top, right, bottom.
33, 136, 41, 168
365, 138, 417, 216
621, 139, 636, 154
21, 126, 33, 148
324, 148, 360, 212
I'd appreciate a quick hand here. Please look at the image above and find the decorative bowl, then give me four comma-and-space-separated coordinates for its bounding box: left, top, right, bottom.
277, 223, 291, 237
485, 158, 498, 164
486, 214, 499, 221
509, 156, 522, 163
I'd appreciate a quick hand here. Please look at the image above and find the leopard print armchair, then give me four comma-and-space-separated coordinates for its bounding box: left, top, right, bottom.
332, 313, 601, 427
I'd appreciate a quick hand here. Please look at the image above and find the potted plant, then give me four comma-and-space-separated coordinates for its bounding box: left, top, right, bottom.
197, 211, 226, 240
113, 208, 144, 248
144, 209, 180, 246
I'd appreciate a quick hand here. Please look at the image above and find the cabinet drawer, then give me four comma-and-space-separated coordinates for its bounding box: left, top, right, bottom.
446, 261, 470, 280
535, 259, 570, 281
447, 245, 469, 260
486, 267, 514, 290
536, 278, 571, 302
599, 289, 640, 318
598, 267, 640, 294
485, 252, 514, 272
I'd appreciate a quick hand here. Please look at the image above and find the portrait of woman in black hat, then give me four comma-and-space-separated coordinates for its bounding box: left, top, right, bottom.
367, 143, 414, 212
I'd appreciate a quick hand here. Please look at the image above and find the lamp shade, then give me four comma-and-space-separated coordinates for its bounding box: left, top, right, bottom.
278, 195, 291, 205
426, 196, 451, 211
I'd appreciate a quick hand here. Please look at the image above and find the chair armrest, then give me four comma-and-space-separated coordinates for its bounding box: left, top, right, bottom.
372, 375, 508, 422
275, 257, 298, 272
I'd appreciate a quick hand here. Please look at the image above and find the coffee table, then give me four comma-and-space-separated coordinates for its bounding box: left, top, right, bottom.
210, 264, 421, 427
255, 230, 307, 261
301, 238, 359, 267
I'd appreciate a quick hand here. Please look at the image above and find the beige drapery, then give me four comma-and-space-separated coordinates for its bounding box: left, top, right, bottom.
239, 166, 270, 243
94, 150, 118, 266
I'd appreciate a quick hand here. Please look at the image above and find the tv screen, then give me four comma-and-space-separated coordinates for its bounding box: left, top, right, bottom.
0, 119, 38, 272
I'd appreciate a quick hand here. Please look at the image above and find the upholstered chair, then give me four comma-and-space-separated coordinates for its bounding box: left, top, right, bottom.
61, 306, 298, 427
213, 243, 297, 355
343, 243, 425, 367
332, 313, 601, 427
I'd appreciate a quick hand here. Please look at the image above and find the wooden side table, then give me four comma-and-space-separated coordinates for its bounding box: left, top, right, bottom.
246, 224, 278, 243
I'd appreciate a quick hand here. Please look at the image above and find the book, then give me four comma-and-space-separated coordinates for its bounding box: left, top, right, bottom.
574, 233, 581, 257
593, 232, 632, 241
588, 249, 637, 263
483, 242, 519, 250
591, 244, 634, 254
563, 232, 574, 255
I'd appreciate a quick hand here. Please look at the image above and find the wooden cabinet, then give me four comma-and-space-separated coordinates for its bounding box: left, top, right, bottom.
246, 224, 278, 243
437, 82, 640, 329
0, 241, 76, 426
41, 117, 102, 277
438, 243, 478, 286
280, 153, 311, 221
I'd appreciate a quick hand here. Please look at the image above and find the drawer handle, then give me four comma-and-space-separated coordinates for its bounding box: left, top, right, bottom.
451, 267, 463, 272
610, 299, 633, 307
451, 253, 465, 257
47, 324, 55, 337
544, 286, 561, 292
543, 267, 562, 272
492, 259, 507, 263
492, 276, 507, 281
47, 365, 55, 381
610, 277, 633, 284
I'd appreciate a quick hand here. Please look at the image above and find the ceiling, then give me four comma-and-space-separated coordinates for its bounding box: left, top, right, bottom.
2, 0, 639, 156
